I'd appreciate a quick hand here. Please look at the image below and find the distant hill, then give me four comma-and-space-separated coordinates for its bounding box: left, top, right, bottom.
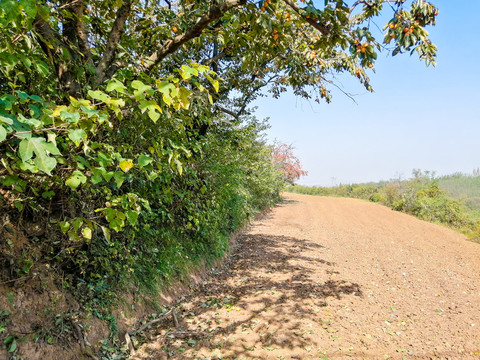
438, 173, 480, 212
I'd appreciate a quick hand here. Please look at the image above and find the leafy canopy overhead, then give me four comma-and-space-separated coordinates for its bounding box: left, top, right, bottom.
1, 0, 437, 105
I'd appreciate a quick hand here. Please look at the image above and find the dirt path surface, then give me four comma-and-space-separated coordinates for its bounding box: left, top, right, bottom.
132, 193, 480, 360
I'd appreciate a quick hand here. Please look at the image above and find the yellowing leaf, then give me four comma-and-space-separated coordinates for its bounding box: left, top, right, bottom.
178, 87, 191, 109
82, 227, 92, 240
51, 105, 68, 118
119, 159, 134, 172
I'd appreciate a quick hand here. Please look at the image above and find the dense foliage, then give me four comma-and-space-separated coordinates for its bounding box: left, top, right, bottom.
288, 170, 480, 241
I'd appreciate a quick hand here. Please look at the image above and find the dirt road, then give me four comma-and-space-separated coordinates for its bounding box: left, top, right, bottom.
133, 193, 480, 360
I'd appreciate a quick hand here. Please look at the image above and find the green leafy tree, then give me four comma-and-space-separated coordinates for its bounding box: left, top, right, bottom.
0, 0, 438, 300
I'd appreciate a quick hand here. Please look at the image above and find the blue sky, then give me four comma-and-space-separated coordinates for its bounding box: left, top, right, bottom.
253, 0, 480, 186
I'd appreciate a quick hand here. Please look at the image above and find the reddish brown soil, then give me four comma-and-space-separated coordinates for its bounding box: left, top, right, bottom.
132, 193, 480, 360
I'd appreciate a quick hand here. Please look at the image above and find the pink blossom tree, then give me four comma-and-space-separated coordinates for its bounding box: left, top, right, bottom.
271, 141, 308, 185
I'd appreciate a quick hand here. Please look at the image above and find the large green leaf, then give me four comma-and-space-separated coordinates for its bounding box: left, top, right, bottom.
18, 137, 61, 174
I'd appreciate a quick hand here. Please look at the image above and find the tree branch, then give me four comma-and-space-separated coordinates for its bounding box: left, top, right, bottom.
33, 13, 82, 97
144, 0, 247, 73
61, 0, 91, 63
202, 46, 230, 69
72, 1, 91, 63
283, 0, 329, 35
215, 105, 239, 119
94, 0, 134, 86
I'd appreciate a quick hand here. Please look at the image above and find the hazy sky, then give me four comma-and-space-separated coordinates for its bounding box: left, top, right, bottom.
253, 0, 480, 186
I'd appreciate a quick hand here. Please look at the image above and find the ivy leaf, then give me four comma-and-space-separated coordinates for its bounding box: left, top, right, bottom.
105, 79, 127, 94
88, 90, 109, 102
17, 114, 41, 128
119, 159, 134, 172
109, 218, 124, 232
148, 108, 161, 122
71, 218, 83, 232
91, 168, 104, 184
205, 74, 219, 92
138, 100, 162, 120
156, 80, 175, 94
131, 80, 147, 91
131, 80, 153, 98
178, 87, 191, 109
82, 227, 92, 240
156, 80, 175, 105
41, 190, 55, 199
59, 221, 70, 233
65, 170, 87, 190
105, 208, 116, 222
60, 111, 80, 124
113, 171, 125, 188
101, 226, 111, 242
137, 154, 153, 168
125, 210, 138, 226
103, 170, 114, 182
42, 141, 61, 156
68, 129, 87, 145
16, 91, 29, 103
179, 64, 198, 80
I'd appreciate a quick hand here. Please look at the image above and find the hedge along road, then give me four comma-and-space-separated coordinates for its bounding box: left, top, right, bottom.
132, 193, 480, 360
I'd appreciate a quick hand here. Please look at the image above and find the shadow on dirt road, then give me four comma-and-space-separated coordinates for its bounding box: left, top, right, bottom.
132, 229, 362, 359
